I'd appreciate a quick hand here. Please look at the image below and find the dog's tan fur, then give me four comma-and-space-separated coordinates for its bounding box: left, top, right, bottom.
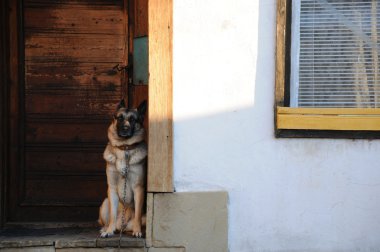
99, 107, 147, 238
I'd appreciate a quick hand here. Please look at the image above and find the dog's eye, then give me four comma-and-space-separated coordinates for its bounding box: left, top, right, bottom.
129, 117, 136, 123
117, 116, 123, 122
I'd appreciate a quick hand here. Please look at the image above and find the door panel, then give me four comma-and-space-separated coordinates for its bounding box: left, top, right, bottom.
25, 63, 120, 89
8, 0, 128, 222
25, 150, 104, 174
25, 93, 120, 115
25, 34, 124, 62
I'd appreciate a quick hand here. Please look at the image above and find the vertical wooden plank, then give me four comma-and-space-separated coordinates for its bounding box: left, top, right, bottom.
9, 0, 18, 119
275, 0, 291, 136
275, 0, 288, 106
0, 0, 10, 228
132, 85, 148, 108
132, 85, 149, 130
147, 0, 173, 192
8, 0, 21, 223
127, 0, 134, 108
123, 0, 130, 102
135, 0, 148, 37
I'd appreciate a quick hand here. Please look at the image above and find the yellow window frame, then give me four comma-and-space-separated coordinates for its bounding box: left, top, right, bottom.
275, 0, 380, 135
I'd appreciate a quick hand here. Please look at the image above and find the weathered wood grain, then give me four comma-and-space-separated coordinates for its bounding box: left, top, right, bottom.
25, 150, 105, 173
25, 34, 125, 62
275, 0, 289, 106
26, 93, 120, 115
132, 85, 148, 131
135, 0, 148, 37
131, 85, 148, 108
25, 8, 124, 35
277, 106, 380, 131
148, 0, 173, 192
24, 177, 106, 203
11, 205, 102, 222
26, 121, 109, 143
26, 62, 121, 90
0, 0, 9, 228
278, 113, 380, 131
8, 0, 22, 225
278, 107, 380, 115
24, 0, 123, 8
7, 0, 128, 223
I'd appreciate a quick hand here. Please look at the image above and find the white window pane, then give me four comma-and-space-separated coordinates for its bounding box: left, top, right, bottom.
291, 0, 380, 108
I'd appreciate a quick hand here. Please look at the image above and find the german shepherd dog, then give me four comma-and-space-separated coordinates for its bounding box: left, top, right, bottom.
99, 99, 147, 238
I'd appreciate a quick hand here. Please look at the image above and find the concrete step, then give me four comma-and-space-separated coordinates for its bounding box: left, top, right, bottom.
0, 227, 145, 251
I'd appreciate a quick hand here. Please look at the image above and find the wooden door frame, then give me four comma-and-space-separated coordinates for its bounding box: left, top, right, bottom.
0, 0, 173, 227
147, 0, 173, 193
0, 0, 10, 229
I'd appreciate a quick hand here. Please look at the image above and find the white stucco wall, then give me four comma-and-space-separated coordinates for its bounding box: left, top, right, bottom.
172, 0, 380, 251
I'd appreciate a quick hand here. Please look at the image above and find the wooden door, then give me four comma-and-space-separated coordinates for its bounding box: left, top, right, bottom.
8, 0, 129, 223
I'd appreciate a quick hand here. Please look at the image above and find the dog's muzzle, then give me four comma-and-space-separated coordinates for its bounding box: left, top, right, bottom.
118, 126, 134, 138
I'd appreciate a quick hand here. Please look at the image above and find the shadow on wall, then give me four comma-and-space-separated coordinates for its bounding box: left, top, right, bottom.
172, 2, 278, 251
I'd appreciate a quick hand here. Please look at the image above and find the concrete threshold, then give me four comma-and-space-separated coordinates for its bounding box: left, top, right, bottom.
0, 227, 145, 251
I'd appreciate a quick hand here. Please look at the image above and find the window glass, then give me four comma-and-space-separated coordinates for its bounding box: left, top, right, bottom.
291, 0, 380, 108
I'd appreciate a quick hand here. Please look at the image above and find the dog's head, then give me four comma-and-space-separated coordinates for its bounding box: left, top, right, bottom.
113, 99, 147, 139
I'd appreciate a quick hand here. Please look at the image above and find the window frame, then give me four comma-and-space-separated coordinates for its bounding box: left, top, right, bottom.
275, 0, 380, 139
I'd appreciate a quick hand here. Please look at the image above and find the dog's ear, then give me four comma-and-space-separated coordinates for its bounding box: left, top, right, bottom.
117, 99, 126, 110
137, 100, 147, 122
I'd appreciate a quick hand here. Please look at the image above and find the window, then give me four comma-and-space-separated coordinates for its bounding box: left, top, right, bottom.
275, 0, 380, 137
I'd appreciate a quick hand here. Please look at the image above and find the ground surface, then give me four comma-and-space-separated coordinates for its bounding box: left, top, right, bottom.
0, 227, 145, 249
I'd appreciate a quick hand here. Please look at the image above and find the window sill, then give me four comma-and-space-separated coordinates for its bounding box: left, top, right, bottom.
277, 106, 380, 131
276, 107, 380, 139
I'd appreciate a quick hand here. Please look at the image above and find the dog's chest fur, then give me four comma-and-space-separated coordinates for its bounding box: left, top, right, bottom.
118, 145, 146, 206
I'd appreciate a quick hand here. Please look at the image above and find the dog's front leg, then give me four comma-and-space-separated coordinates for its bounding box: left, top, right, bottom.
132, 186, 144, 237
101, 166, 119, 238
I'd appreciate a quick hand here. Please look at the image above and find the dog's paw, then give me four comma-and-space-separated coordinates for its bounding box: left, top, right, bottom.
100, 231, 114, 238
100, 230, 115, 238
103, 149, 116, 164
132, 230, 143, 238
132, 224, 143, 238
